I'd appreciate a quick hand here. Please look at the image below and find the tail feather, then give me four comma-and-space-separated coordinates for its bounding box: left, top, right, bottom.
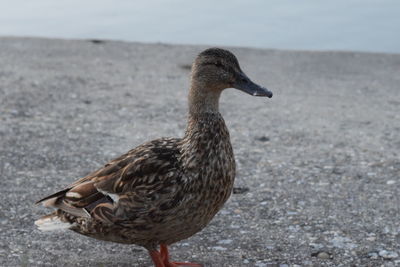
35, 188, 70, 205
34, 214, 73, 231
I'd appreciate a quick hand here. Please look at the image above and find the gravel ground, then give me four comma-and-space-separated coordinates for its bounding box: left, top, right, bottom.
0, 37, 399, 267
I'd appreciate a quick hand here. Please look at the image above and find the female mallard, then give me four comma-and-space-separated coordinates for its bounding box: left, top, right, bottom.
35, 48, 273, 267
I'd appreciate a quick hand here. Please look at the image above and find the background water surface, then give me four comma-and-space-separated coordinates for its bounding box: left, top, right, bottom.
0, 0, 399, 53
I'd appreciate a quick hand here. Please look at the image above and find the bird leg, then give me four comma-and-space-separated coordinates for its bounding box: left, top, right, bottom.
160, 244, 203, 267
149, 250, 166, 267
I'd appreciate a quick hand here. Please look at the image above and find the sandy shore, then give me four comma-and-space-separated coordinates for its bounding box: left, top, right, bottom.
0, 37, 399, 266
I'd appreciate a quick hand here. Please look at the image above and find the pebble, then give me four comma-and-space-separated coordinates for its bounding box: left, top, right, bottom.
212, 246, 227, 251
234, 209, 243, 214
233, 187, 250, 194
383, 226, 391, 234
378, 250, 398, 259
217, 239, 233, 245
309, 243, 324, 250
256, 136, 270, 142
368, 251, 379, 260
330, 235, 357, 249
255, 261, 266, 267
386, 180, 396, 185
316, 251, 331, 259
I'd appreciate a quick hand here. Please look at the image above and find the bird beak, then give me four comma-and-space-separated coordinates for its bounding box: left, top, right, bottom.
233, 72, 273, 98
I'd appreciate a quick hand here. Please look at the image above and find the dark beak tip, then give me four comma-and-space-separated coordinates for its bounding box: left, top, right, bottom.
251, 89, 273, 98
259, 89, 273, 98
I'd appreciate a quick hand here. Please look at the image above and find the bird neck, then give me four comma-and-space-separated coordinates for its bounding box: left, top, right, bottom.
188, 82, 221, 116
183, 81, 230, 153
181, 84, 233, 173
181, 111, 231, 170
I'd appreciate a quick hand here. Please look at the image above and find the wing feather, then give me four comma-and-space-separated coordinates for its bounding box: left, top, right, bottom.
36, 138, 182, 224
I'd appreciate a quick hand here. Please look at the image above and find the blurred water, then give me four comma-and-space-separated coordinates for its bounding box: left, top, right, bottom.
0, 0, 399, 53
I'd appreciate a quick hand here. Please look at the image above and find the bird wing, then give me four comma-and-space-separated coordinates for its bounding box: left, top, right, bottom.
36, 137, 182, 224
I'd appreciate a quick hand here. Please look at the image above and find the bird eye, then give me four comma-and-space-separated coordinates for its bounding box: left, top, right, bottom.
214, 62, 223, 67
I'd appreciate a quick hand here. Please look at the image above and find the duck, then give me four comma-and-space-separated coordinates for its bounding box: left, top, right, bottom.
35, 48, 273, 267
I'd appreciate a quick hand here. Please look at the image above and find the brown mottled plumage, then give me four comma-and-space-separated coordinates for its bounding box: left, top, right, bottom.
35, 48, 273, 267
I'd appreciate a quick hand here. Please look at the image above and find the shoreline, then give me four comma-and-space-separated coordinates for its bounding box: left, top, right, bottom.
2, 35, 400, 56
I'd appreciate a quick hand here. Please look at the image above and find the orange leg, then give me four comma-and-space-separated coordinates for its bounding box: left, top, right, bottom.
149, 250, 166, 267
160, 244, 203, 267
